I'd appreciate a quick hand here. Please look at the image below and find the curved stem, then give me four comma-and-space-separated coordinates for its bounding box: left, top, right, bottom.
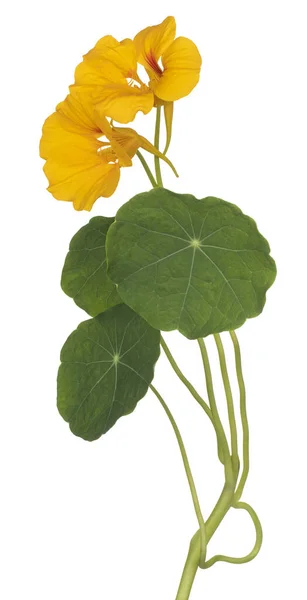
160, 336, 212, 420
150, 385, 207, 566
203, 501, 263, 569
214, 333, 239, 477
230, 330, 250, 503
176, 479, 236, 599
163, 101, 174, 155
136, 150, 158, 188
197, 338, 233, 482
154, 106, 163, 186
160, 336, 224, 464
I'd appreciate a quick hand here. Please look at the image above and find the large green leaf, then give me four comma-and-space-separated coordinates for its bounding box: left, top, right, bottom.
107, 189, 276, 339
61, 216, 120, 316
57, 304, 160, 441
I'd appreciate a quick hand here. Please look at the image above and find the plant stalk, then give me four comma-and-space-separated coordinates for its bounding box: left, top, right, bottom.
154, 106, 163, 186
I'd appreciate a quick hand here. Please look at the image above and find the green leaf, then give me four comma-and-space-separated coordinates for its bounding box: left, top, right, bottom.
61, 216, 120, 316
107, 189, 276, 339
57, 304, 160, 441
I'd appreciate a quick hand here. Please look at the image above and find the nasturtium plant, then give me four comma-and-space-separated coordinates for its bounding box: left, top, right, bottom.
40, 15, 277, 600
58, 304, 160, 440
61, 216, 120, 316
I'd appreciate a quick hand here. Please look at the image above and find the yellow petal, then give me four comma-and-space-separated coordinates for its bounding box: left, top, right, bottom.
46, 160, 120, 210
82, 37, 137, 80
93, 83, 154, 124
40, 101, 120, 211
134, 16, 176, 72
39, 110, 100, 161
72, 36, 153, 123
96, 114, 133, 167
155, 36, 202, 101
56, 94, 100, 134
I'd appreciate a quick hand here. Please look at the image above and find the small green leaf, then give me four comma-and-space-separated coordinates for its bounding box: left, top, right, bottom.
57, 304, 160, 441
107, 189, 276, 339
61, 216, 120, 316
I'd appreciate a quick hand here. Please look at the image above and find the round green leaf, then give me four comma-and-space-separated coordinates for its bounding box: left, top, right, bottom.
57, 304, 160, 441
61, 216, 120, 316
107, 189, 276, 339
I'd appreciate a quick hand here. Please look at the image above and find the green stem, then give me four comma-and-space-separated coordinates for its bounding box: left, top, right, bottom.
176, 334, 257, 599
203, 501, 263, 568
160, 336, 224, 464
160, 336, 212, 420
154, 106, 163, 186
150, 385, 207, 566
175, 534, 200, 600
176, 480, 236, 600
197, 338, 233, 482
230, 330, 250, 503
214, 333, 239, 477
136, 150, 158, 188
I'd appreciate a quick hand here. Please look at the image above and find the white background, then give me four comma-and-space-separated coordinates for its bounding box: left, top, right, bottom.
1, 1, 307, 598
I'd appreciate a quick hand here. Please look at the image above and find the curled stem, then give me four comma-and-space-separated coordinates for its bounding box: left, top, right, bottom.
203, 501, 263, 569
150, 384, 207, 566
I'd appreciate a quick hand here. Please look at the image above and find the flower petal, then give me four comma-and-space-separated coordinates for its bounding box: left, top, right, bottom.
81, 36, 137, 80
155, 36, 202, 101
40, 102, 120, 211
72, 36, 154, 123
134, 16, 176, 69
96, 114, 133, 167
46, 160, 120, 210
92, 83, 154, 124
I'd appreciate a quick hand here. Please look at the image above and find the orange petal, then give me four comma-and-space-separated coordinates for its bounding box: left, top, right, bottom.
155, 36, 202, 102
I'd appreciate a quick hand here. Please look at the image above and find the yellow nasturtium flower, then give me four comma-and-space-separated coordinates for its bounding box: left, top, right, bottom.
40, 94, 175, 211
71, 16, 201, 124
134, 16, 202, 103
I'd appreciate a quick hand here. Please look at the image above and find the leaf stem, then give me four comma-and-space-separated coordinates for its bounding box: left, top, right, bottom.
214, 333, 239, 477
136, 150, 158, 188
154, 106, 163, 187
230, 330, 250, 502
160, 335, 224, 464
197, 338, 233, 482
150, 384, 207, 566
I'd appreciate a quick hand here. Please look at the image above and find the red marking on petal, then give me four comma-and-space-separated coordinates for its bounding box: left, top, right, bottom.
146, 51, 163, 77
